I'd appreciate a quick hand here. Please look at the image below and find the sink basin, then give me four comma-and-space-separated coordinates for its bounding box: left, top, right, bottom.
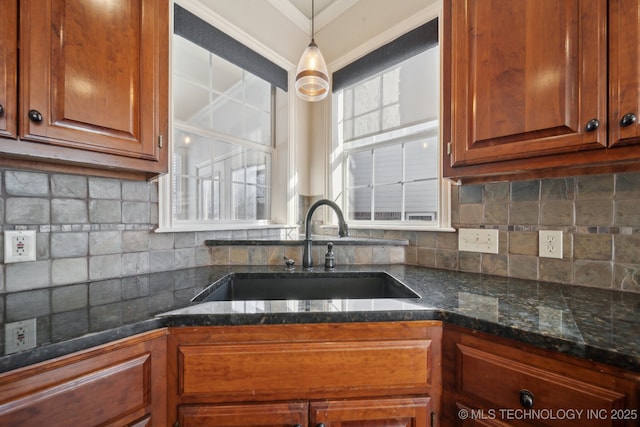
192, 272, 420, 302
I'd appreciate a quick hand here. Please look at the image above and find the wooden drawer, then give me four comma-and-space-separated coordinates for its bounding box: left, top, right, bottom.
443, 325, 640, 427
168, 322, 442, 404
179, 339, 430, 400
457, 344, 625, 425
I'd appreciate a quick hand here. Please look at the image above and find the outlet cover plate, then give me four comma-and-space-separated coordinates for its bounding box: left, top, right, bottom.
539, 230, 563, 259
5, 318, 37, 355
4, 230, 36, 263
458, 228, 499, 254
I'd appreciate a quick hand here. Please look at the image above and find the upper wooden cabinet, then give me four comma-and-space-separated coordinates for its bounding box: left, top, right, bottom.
444, 0, 640, 182
0, 0, 168, 179
0, 0, 18, 139
609, 0, 640, 147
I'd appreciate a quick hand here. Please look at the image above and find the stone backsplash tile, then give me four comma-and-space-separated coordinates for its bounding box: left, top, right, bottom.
0, 168, 639, 295
403, 171, 640, 292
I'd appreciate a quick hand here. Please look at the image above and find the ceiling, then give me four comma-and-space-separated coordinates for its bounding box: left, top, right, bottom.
268, 0, 359, 33
286, 0, 341, 18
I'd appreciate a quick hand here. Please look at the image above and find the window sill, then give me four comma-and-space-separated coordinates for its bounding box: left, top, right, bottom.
154, 224, 297, 234
323, 224, 456, 233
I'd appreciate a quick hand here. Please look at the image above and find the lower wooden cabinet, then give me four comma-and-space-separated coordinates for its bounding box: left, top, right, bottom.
442, 325, 640, 427
0, 330, 167, 427
2, 320, 638, 427
168, 321, 442, 427
179, 397, 430, 427
311, 396, 430, 426
178, 402, 308, 427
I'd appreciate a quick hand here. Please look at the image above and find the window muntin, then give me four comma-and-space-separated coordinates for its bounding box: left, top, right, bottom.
171, 34, 276, 225
335, 44, 442, 227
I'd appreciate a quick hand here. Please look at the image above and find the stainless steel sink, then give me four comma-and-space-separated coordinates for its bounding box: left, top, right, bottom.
192, 272, 420, 302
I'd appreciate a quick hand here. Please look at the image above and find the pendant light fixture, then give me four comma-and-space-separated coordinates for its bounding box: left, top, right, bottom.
295, 0, 329, 101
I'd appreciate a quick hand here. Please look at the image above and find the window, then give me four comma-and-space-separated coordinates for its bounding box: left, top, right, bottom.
172, 39, 274, 223
162, 4, 289, 230
331, 19, 449, 229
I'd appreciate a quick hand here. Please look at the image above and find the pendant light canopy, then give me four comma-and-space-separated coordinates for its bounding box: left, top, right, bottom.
295, 0, 329, 101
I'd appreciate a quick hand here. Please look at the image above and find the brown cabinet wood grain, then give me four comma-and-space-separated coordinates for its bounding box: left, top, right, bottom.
609, 0, 640, 147
444, 0, 640, 183
0, 330, 167, 427
310, 397, 431, 426
449, 0, 606, 166
179, 397, 430, 427
179, 402, 308, 427
168, 321, 443, 427
442, 325, 640, 427
0, 0, 168, 179
0, 0, 18, 139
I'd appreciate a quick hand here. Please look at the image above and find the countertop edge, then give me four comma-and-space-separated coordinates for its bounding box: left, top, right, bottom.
2, 309, 638, 374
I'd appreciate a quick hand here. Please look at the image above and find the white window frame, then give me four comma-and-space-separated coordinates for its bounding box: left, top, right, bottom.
328, 1, 452, 232
157, 0, 296, 232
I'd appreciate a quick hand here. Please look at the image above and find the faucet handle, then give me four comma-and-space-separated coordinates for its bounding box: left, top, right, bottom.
283, 256, 295, 271
324, 243, 335, 271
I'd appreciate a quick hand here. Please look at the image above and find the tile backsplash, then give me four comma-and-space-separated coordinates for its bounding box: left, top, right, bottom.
0, 168, 638, 293
0, 169, 280, 293
348, 172, 640, 293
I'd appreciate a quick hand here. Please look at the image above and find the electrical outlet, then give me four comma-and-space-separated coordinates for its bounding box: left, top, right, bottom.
5, 319, 37, 355
4, 230, 37, 263
458, 228, 499, 254
539, 230, 563, 259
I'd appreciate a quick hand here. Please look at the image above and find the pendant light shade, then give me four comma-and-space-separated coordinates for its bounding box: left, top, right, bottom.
295, 0, 329, 101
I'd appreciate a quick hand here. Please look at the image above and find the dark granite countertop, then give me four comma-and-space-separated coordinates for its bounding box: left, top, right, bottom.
1, 264, 639, 373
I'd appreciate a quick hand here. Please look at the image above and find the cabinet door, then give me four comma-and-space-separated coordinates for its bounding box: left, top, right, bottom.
0, 0, 17, 138
609, 0, 640, 147
448, 0, 607, 167
178, 402, 308, 427
18, 0, 167, 171
0, 330, 167, 427
310, 397, 431, 427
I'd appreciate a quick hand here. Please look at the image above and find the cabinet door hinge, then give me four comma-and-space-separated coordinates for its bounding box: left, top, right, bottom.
431, 411, 436, 427
447, 142, 452, 156
158, 135, 164, 149
173, 421, 179, 427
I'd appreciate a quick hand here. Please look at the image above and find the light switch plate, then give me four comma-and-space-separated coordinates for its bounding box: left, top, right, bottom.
539, 230, 563, 259
458, 228, 499, 254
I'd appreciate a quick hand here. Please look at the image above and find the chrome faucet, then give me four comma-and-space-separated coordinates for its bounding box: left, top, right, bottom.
302, 199, 349, 270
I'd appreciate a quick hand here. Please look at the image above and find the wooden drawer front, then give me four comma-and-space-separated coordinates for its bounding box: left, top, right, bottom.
311, 396, 431, 426
179, 402, 308, 427
179, 339, 431, 401
456, 345, 626, 427
0, 353, 151, 426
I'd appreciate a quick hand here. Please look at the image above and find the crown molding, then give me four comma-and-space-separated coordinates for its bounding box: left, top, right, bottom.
268, 0, 359, 35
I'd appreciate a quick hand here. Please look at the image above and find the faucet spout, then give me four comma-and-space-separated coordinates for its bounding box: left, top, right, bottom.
302, 199, 349, 270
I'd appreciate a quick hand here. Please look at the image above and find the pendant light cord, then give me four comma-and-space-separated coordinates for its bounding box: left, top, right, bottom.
311, 0, 315, 42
